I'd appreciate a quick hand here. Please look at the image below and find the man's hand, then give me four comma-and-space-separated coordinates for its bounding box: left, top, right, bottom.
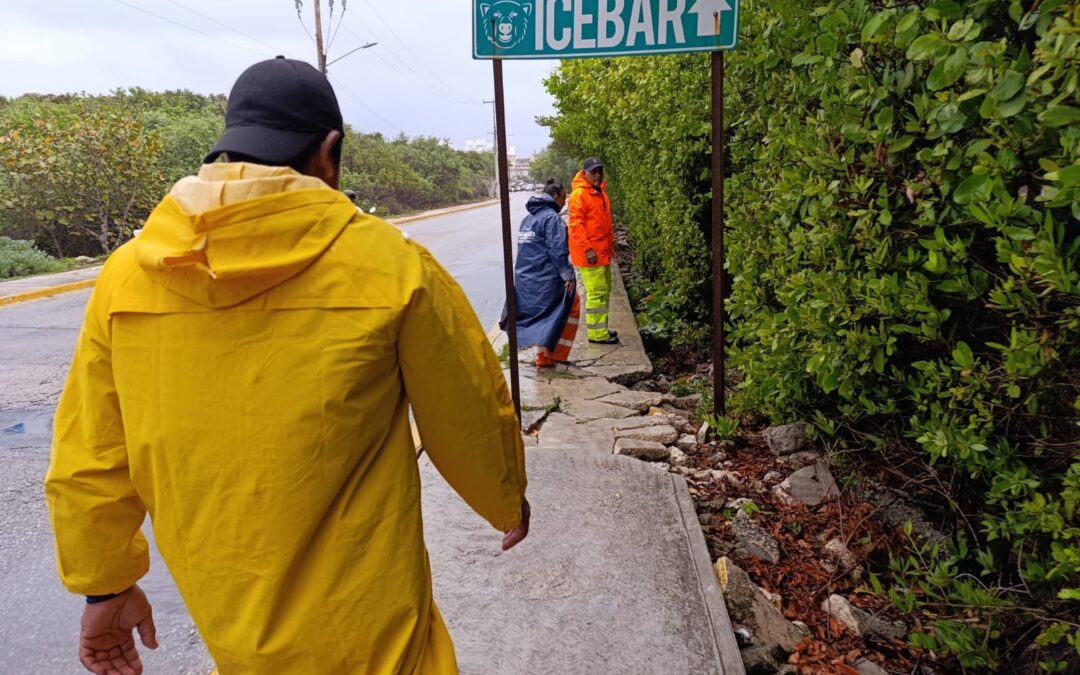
564, 278, 576, 294
501, 498, 531, 551
79, 585, 158, 675
585, 249, 598, 265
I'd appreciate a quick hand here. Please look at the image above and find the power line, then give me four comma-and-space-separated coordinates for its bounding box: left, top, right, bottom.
361, 0, 480, 103
294, 5, 318, 46
341, 14, 476, 106
161, 0, 283, 53
108, 0, 265, 57
330, 75, 405, 134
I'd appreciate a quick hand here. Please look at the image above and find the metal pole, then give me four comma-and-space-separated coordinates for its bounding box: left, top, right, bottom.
313, 0, 327, 74
711, 51, 726, 418
493, 59, 521, 419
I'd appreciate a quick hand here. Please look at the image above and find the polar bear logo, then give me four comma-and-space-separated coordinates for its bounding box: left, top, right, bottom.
480, 1, 532, 50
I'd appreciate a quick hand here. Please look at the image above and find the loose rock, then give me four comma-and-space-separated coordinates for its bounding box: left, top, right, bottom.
740, 644, 788, 675
659, 404, 692, 420
613, 438, 670, 462
713, 470, 744, 488
673, 393, 702, 410
732, 511, 780, 564
676, 434, 697, 452
784, 450, 823, 465
821, 594, 905, 641
714, 557, 805, 652
696, 422, 709, 444
780, 462, 840, 507
823, 538, 863, 582
763, 471, 784, 484
727, 497, 756, 511
615, 424, 679, 445
762, 422, 809, 455
854, 658, 889, 675
667, 447, 691, 467
771, 484, 799, 506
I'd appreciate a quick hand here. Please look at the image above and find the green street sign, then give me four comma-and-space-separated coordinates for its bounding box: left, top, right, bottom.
472, 0, 740, 60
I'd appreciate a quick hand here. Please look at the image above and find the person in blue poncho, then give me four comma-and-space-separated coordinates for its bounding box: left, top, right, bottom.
502, 179, 580, 367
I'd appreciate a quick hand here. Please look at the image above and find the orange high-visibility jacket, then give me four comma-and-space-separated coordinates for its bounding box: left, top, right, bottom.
567, 171, 613, 267
45, 163, 527, 674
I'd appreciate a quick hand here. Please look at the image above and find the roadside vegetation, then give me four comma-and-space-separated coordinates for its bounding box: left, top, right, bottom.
0, 236, 70, 280
0, 89, 495, 261
544, 0, 1079, 671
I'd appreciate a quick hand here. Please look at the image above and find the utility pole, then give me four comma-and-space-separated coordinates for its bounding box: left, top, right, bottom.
483, 99, 498, 197
296, 1, 374, 74
313, 0, 327, 73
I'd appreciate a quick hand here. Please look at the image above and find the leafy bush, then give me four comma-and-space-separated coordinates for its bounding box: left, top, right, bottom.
546, 0, 1080, 667
0, 91, 497, 257
529, 144, 580, 186
0, 236, 66, 279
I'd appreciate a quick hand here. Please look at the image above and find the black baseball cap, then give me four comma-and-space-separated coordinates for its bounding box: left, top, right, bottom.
204, 57, 343, 164
583, 157, 604, 172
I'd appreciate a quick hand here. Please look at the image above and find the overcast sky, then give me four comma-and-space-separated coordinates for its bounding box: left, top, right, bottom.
0, 0, 557, 155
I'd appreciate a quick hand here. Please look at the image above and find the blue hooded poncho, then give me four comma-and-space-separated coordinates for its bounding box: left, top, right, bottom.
500, 193, 576, 351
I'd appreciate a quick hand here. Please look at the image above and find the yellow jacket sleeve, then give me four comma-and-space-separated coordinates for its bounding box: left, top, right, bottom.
399, 246, 527, 532
45, 278, 150, 596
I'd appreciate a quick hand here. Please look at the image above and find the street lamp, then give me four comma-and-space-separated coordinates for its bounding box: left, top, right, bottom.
326, 42, 378, 68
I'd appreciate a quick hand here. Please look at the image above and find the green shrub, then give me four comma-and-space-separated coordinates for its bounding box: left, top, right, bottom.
546, 0, 1080, 666
0, 236, 66, 279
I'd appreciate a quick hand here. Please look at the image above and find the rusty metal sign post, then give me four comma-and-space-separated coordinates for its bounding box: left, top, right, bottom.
476, 2, 740, 419
711, 51, 726, 418
493, 59, 522, 419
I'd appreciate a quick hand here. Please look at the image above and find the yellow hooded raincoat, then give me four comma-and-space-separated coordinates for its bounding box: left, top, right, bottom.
45, 163, 527, 674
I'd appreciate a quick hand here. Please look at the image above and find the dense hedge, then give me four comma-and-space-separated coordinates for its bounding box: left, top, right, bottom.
545, 0, 1079, 667
545, 53, 714, 348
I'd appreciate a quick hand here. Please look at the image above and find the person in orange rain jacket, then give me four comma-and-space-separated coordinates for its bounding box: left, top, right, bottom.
45, 57, 529, 675
567, 157, 618, 345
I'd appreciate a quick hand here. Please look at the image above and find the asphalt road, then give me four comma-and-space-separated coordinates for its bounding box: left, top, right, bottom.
0, 191, 532, 672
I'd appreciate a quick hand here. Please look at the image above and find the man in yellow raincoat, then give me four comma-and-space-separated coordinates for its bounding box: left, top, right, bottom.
45, 57, 529, 674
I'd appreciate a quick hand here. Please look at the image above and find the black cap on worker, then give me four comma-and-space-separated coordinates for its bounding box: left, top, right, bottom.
204, 57, 343, 164
583, 157, 604, 172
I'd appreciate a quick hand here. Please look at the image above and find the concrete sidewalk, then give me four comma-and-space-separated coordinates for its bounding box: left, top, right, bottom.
481, 264, 745, 674
0, 266, 102, 307
424, 448, 743, 674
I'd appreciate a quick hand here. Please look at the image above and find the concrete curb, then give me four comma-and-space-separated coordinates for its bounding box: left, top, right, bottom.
389, 199, 499, 226
0, 278, 96, 308
0, 200, 502, 309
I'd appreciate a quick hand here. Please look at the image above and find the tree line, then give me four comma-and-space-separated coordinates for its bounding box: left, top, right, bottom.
0, 89, 495, 259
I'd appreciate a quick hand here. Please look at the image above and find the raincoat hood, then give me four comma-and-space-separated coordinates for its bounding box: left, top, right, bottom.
133, 163, 358, 308
572, 170, 606, 194
526, 193, 559, 215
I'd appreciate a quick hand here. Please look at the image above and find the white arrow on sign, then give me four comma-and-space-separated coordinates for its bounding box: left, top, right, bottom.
688, 0, 733, 37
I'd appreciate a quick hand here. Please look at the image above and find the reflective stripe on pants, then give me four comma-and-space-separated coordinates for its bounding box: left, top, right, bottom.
578, 265, 612, 342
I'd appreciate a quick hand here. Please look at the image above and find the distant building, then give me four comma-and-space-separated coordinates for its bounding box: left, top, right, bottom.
511, 156, 532, 182
461, 138, 517, 159
463, 138, 492, 153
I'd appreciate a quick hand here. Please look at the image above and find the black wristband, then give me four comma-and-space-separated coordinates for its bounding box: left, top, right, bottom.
86, 590, 127, 604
